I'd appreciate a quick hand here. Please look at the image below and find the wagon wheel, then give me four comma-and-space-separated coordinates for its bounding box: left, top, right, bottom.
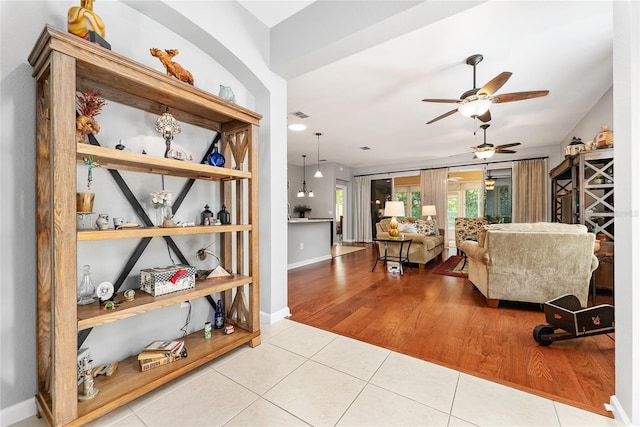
533, 324, 555, 346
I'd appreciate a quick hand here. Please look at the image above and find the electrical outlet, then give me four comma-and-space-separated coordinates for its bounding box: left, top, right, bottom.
300, 242, 304, 250
181, 301, 190, 309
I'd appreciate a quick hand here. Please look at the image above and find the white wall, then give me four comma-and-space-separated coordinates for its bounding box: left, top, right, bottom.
611, 2, 640, 425
0, 0, 288, 420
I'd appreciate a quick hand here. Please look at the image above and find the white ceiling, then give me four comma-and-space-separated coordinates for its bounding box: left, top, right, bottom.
238, 1, 314, 28
244, 1, 613, 169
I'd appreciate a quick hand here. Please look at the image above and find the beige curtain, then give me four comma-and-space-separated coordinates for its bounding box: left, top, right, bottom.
512, 158, 548, 223
420, 168, 449, 245
354, 176, 373, 242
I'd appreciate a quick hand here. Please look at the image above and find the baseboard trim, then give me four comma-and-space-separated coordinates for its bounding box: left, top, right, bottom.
1, 397, 37, 427
260, 307, 291, 325
607, 395, 632, 426
287, 255, 331, 270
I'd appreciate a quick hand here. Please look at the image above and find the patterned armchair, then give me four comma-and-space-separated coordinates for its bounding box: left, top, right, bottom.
454, 217, 488, 253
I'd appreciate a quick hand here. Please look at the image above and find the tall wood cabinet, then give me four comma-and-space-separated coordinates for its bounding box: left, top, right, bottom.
29, 26, 261, 426
550, 148, 614, 292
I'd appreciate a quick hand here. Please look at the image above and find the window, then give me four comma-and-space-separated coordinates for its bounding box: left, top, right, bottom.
484, 173, 512, 223
394, 184, 421, 218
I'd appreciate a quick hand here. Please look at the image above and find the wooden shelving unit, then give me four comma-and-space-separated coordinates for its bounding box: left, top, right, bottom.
550, 148, 614, 292
29, 25, 261, 426
550, 148, 614, 238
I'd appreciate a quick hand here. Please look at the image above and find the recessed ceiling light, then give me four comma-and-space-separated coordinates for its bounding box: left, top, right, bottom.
288, 123, 307, 131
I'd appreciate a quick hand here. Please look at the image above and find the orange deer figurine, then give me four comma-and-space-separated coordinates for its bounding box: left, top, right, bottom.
150, 48, 194, 86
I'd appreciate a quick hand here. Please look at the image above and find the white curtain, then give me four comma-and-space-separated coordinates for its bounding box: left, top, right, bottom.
354, 175, 373, 242
420, 168, 449, 246
512, 158, 548, 223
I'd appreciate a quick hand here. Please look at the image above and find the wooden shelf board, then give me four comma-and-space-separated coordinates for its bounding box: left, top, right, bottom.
75, 328, 260, 426
78, 224, 251, 241
78, 275, 253, 330
77, 144, 251, 181
29, 26, 261, 129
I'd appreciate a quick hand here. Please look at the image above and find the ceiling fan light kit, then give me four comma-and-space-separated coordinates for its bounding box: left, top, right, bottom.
475, 148, 495, 159
458, 97, 492, 118
472, 123, 521, 159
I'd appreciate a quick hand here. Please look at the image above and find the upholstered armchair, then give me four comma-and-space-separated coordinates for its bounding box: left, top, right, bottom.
460, 222, 599, 308
454, 217, 488, 253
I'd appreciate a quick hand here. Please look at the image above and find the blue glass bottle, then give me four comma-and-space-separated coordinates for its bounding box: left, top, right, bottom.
207, 143, 225, 167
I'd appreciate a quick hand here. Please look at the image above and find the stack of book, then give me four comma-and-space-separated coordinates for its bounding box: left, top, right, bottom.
138, 340, 187, 371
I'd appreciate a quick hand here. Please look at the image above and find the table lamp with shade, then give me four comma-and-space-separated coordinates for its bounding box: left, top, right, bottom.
422, 204, 438, 232
422, 205, 437, 221
384, 201, 405, 238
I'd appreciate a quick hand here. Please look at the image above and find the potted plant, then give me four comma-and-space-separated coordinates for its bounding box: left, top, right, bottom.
77, 156, 99, 214
293, 204, 312, 218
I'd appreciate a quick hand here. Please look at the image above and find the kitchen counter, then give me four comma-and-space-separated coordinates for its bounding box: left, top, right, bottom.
288, 218, 334, 269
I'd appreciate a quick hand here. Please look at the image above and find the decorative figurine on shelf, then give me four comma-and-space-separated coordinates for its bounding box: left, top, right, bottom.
150, 48, 194, 85
594, 125, 614, 149
76, 88, 106, 144
218, 85, 236, 103
78, 357, 99, 401
200, 204, 214, 225
207, 140, 225, 167
82, 156, 99, 190
95, 213, 109, 230
217, 205, 230, 225
68, 0, 110, 49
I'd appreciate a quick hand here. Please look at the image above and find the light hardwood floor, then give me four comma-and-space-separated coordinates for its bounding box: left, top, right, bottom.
288, 244, 615, 417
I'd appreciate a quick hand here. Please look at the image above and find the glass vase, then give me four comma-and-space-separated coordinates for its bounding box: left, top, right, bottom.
77, 265, 95, 305
155, 205, 173, 227
207, 145, 225, 167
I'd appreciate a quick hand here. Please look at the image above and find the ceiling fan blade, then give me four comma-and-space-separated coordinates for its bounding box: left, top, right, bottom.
495, 142, 521, 149
495, 149, 517, 154
426, 108, 458, 124
477, 110, 491, 122
421, 98, 461, 103
478, 71, 512, 96
492, 90, 549, 103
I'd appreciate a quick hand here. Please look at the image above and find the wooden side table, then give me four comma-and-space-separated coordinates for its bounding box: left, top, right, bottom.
372, 238, 413, 275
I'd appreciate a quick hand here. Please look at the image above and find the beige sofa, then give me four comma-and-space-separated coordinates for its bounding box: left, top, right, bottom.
460, 222, 599, 307
375, 218, 444, 266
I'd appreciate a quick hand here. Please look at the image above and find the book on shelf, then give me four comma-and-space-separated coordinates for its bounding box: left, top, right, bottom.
137, 340, 184, 360
139, 346, 187, 371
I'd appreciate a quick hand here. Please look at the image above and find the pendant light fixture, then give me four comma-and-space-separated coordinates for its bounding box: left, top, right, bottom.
297, 155, 314, 197
484, 165, 496, 190
314, 132, 323, 178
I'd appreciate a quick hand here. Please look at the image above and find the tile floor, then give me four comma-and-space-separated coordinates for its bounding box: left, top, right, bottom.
14, 319, 616, 427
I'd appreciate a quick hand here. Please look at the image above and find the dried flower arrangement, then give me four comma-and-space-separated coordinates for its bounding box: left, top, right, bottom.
76, 88, 106, 144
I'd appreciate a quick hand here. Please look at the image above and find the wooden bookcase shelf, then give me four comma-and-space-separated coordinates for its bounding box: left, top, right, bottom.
76, 144, 252, 181
77, 224, 252, 241
77, 275, 253, 330
29, 25, 261, 426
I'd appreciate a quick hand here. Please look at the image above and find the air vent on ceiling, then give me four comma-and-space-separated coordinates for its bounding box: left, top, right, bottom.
292, 111, 310, 119
360, 146, 371, 151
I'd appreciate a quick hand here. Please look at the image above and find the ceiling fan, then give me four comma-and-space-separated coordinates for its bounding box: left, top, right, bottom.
422, 54, 549, 124
473, 124, 521, 159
